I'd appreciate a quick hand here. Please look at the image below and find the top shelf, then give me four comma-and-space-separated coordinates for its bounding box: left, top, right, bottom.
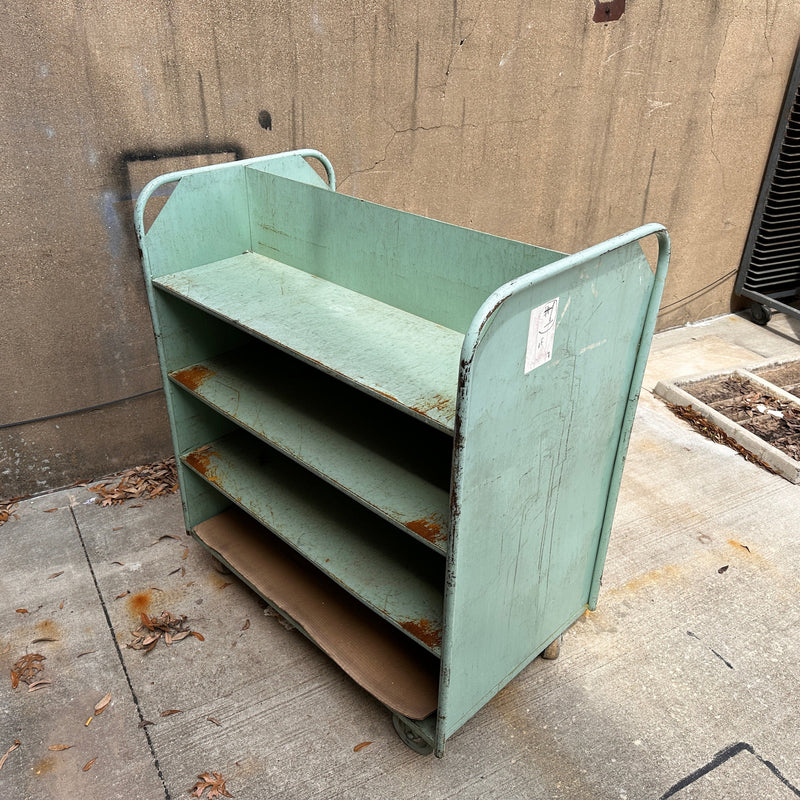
154, 252, 463, 433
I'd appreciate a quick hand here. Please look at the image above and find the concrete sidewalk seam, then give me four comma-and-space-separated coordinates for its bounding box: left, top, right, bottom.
70, 506, 172, 800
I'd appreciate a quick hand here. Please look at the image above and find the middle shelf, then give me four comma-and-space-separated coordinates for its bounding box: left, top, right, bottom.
169, 343, 453, 552
181, 429, 446, 655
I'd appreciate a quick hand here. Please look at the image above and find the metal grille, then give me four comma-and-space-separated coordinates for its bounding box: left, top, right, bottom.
736, 42, 800, 323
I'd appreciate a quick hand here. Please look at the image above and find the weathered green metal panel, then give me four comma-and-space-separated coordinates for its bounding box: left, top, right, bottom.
437, 229, 669, 753
153, 252, 463, 432
245, 169, 566, 333
135, 151, 336, 533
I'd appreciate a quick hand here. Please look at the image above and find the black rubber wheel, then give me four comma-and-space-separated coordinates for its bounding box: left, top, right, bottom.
750, 303, 772, 326
392, 714, 433, 755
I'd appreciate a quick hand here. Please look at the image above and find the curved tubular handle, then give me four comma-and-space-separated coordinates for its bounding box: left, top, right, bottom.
462, 223, 670, 363
133, 149, 335, 247
457, 222, 670, 613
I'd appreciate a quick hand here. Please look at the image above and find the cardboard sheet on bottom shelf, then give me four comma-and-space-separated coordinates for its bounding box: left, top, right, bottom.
194, 507, 439, 720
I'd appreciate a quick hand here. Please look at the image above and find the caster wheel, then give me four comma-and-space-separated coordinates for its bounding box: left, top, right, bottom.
392, 714, 433, 755
750, 303, 772, 326
541, 634, 562, 660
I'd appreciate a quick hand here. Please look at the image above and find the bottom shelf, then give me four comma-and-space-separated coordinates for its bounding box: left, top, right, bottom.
194, 507, 440, 721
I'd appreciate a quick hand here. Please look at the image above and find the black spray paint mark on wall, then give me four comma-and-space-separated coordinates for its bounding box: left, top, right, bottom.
115, 143, 244, 240
660, 742, 800, 799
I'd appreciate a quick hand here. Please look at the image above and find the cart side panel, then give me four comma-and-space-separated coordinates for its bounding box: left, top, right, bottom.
136, 152, 328, 532
438, 239, 662, 748
244, 169, 566, 334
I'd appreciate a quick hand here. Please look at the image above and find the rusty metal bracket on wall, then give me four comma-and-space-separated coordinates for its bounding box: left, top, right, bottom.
594, 0, 625, 23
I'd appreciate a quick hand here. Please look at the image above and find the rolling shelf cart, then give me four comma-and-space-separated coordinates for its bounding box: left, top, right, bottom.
135, 149, 669, 756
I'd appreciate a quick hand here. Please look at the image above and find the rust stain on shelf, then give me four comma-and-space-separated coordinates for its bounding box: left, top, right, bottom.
400, 618, 442, 650
373, 387, 400, 404
411, 394, 455, 423
405, 516, 447, 545
184, 448, 218, 479
172, 364, 216, 392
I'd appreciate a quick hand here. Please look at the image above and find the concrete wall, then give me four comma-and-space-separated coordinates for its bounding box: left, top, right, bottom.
2, 1, 798, 498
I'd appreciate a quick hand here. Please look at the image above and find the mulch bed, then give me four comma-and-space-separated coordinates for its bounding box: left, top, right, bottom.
680, 374, 800, 462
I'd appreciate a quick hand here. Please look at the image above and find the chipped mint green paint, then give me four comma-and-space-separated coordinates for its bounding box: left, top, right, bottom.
439, 227, 669, 754
136, 150, 669, 757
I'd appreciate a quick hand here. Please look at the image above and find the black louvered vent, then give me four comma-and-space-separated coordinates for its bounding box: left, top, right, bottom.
736, 41, 800, 323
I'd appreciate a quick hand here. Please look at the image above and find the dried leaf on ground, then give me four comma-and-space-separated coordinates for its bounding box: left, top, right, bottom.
0, 740, 20, 771
88, 457, 178, 506
127, 611, 202, 653
47, 571, 64, 580
160, 709, 181, 717
148, 534, 181, 546
27, 679, 51, 692
241, 619, 250, 631
43, 508, 58, 513
94, 692, 112, 715
190, 771, 233, 798
666, 402, 778, 472
353, 741, 372, 752
48, 744, 73, 751
82, 757, 96, 772
0, 500, 20, 528
114, 591, 130, 600
11, 653, 45, 687
138, 720, 155, 728
206, 716, 221, 727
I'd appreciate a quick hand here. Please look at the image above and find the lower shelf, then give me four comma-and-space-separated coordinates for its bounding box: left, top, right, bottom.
194, 507, 440, 721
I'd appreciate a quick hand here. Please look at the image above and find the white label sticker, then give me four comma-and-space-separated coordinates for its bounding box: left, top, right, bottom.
525, 298, 559, 374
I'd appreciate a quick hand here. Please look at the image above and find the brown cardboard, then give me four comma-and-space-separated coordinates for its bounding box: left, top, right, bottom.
194, 507, 439, 720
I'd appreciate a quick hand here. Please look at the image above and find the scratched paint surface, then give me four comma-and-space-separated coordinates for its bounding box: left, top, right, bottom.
155, 252, 464, 433
439, 240, 661, 746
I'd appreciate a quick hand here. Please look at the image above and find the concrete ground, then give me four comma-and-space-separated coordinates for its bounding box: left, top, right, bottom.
2, 312, 799, 800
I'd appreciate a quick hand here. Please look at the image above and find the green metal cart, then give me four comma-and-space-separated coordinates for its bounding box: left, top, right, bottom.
135, 149, 669, 756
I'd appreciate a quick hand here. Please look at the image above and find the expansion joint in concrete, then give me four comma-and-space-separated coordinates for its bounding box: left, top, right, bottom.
69, 507, 172, 800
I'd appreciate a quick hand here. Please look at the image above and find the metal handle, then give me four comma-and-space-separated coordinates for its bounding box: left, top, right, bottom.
133, 149, 336, 247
